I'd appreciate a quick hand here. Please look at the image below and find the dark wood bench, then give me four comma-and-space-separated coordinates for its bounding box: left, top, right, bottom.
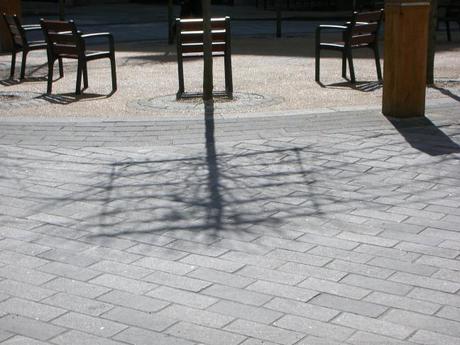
315, 9, 384, 84
439, 0, 460, 41
40, 19, 117, 95
176, 16, 233, 99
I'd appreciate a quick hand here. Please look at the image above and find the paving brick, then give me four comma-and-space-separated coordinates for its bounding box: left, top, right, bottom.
346, 331, 411, 345
147, 286, 217, 309
239, 338, 278, 345
337, 231, 399, 247
102, 306, 176, 332
97, 290, 169, 312
298, 233, 359, 250
214, 239, 272, 255
180, 254, 245, 272
166, 321, 246, 345
207, 300, 282, 324
416, 255, 460, 271
166, 240, 228, 257
367, 256, 437, 276
395, 241, 459, 259
43, 292, 113, 316
89, 274, 156, 295
127, 243, 188, 261
253, 235, 314, 252
311, 293, 387, 317
51, 330, 127, 345
157, 304, 234, 328
354, 243, 420, 262
0, 265, 55, 285
0, 335, 49, 345
133, 257, 196, 275
187, 267, 254, 288
334, 312, 415, 340
88, 260, 152, 279
437, 306, 460, 322
265, 296, 339, 321
143, 270, 211, 292
274, 314, 354, 342
410, 330, 460, 345
0, 297, 66, 321
113, 327, 195, 345
0, 314, 65, 341
409, 287, 460, 308
0, 279, 56, 301
308, 246, 373, 263
81, 246, 142, 264
43, 277, 110, 299
38, 262, 100, 281
52, 311, 127, 337
299, 277, 370, 299
0, 250, 49, 269
433, 268, 460, 284
280, 261, 346, 281
265, 248, 332, 267
219, 251, 284, 269
341, 274, 412, 296
384, 309, 460, 338
364, 291, 440, 315
421, 228, 460, 242
326, 259, 393, 279
247, 280, 318, 302
37, 248, 97, 268
236, 265, 304, 285
390, 272, 460, 293
225, 319, 304, 345
203, 284, 272, 306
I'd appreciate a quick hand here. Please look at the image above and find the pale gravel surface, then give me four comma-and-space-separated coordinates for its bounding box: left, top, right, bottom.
0, 36, 459, 119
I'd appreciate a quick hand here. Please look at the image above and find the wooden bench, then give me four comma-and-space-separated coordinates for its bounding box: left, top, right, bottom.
315, 9, 384, 84
176, 16, 233, 99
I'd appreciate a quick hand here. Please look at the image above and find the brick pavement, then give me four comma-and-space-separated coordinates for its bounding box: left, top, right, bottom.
1, 102, 460, 344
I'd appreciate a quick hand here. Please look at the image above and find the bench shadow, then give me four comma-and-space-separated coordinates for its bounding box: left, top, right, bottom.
0, 76, 47, 86
38, 92, 112, 105
388, 116, 460, 156
430, 84, 460, 102
317, 80, 382, 92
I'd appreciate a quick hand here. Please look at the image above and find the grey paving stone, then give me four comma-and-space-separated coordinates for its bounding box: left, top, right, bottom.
308, 246, 373, 264
42, 292, 113, 316
265, 248, 332, 267
252, 236, 314, 252
113, 327, 195, 345
143, 270, 211, 292
265, 296, 339, 321
102, 306, 176, 332
37, 249, 98, 268
127, 243, 188, 261
383, 309, 460, 338
188, 267, 254, 288
389, 272, 460, 293
0, 250, 49, 269
80, 246, 142, 264
437, 306, 460, 322
333, 312, 415, 340
432, 268, 460, 284
0, 265, 55, 285
409, 330, 460, 345
346, 331, 412, 345
416, 255, 460, 271
51, 330, 127, 345
395, 241, 459, 259
0, 335, 50, 345
0, 297, 66, 322
236, 265, 304, 285
89, 273, 157, 295
43, 277, 111, 299
180, 254, 245, 273
97, 290, 169, 313
354, 244, 420, 262
213, 239, 272, 255
224, 319, 305, 345
311, 293, 387, 318
0, 279, 56, 301
52, 311, 127, 337
298, 233, 359, 250
340, 274, 412, 296
203, 284, 272, 306
166, 240, 228, 257
88, 260, 152, 279
364, 291, 440, 315
299, 277, 370, 299
133, 257, 196, 275
278, 261, 346, 282
273, 314, 355, 342
147, 286, 217, 309
157, 304, 234, 328
207, 300, 282, 325
246, 280, 318, 302
326, 259, 394, 279
367, 256, 438, 276
38, 261, 100, 281
0, 315, 66, 341
166, 321, 246, 345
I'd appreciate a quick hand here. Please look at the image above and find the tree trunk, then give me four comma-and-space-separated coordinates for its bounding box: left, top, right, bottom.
427, 0, 438, 85
202, 0, 213, 100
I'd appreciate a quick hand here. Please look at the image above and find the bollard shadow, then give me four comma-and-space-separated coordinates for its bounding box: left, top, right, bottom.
388, 116, 460, 156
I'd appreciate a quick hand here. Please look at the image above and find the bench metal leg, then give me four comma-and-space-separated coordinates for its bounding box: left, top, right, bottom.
76, 60, 82, 95
58, 58, 64, 78
347, 49, 356, 83
224, 54, 233, 98
20, 50, 28, 80
10, 50, 16, 79
110, 54, 117, 91
342, 51, 347, 79
46, 59, 54, 94
373, 45, 382, 81
315, 46, 320, 82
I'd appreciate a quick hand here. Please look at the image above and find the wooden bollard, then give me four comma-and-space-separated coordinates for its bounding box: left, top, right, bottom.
382, 0, 431, 118
0, 0, 22, 51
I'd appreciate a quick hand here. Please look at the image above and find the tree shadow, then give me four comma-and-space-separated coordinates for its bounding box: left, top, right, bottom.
388, 116, 460, 156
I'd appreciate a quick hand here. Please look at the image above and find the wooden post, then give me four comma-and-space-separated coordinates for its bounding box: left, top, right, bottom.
0, 0, 21, 51
382, 0, 431, 118
427, 0, 438, 85
202, 0, 213, 101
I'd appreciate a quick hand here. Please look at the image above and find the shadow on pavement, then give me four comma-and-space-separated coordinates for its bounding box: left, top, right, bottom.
389, 116, 460, 156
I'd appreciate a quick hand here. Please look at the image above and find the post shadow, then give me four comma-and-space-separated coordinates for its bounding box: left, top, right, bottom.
388, 116, 460, 156
204, 100, 223, 230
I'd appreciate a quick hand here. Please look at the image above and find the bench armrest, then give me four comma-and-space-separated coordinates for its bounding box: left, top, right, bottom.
22, 25, 42, 31
316, 25, 348, 44
81, 32, 115, 51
